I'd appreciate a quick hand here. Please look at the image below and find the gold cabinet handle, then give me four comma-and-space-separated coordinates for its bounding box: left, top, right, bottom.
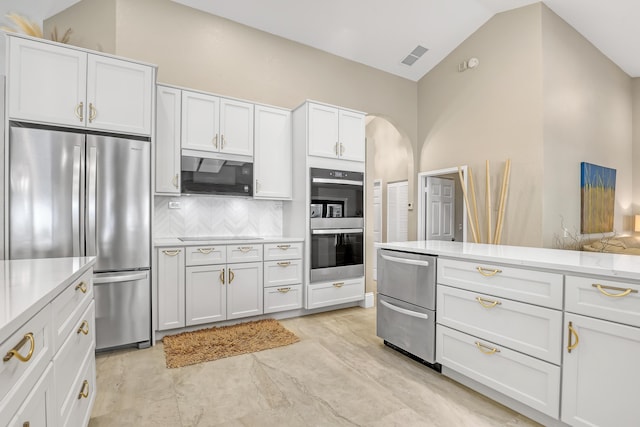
277, 261, 291, 267
229, 269, 235, 284
172, 174, 179, 189
476, 266, 502, 277
23, 422, 30, 427
77, 320, 90, 335
78, 380, 89, 399
334, 142, 339, 156
475, 296, 501, 308
475, 341, 500, 355
75, 101, 84, 122
75, 281, 88, 293
277, 244, 291, 250
567, 321, 579, 353
333, 282, 344, 288
277, 287, 291, 293
198, 248, 214, 254
3, 333, 35, 363
238, 246, 252, 252
221, 134, 225, 149
592, 283, 637, 298
213, 134, 218, 149
340, 143, 345, 156
89, 103, 97, 123
163, 249, 181, 256
220, 269, 225, 285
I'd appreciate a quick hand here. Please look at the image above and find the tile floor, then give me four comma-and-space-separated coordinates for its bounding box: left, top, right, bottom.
89, 307, 540, 426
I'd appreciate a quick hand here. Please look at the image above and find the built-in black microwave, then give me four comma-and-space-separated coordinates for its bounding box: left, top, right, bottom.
181, 155, 253, 197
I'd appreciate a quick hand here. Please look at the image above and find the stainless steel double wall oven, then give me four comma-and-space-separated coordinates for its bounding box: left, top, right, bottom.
309, 168, 364, 282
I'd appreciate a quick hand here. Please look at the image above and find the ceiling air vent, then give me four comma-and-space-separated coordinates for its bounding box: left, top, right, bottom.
401, 45, 428, 66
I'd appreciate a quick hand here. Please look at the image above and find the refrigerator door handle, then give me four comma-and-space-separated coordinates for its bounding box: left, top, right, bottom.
72, 144, 82, 257
93, 272, 148, 284
86, 145, 97, 256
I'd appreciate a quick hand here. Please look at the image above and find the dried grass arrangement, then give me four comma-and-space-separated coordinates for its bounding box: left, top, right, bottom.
2, 13, 72, 44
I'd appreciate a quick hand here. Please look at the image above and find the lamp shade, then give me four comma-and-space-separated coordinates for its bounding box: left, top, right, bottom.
636, 215, 640, 232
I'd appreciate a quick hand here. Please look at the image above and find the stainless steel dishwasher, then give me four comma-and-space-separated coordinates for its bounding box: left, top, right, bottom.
377, 249, 439, 370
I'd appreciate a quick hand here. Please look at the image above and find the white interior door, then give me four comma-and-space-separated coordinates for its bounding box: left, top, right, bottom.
387, 181, 408, 242
372, 179, 382, 279
426, 176, 455, 241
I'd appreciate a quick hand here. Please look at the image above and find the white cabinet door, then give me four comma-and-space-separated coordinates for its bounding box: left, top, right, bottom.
227, 262, 263, 320
86, 54, 153, 135
220, 98, 254, 157
185, 265, 226, 326
308, 103, 339, 159
157, 248, 185, 330
8, 37, 87, 127
338, 109, 365, 162
7, 364, 54, 427
155, 85, 181, 194
254, 105, 292, 199
561, 313, 640, 427
181, 91, 220, 152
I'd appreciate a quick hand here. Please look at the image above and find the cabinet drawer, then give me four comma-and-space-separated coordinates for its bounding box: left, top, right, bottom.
437, 258, 563, 309
227, 244, 263, 263
263, 242, 303, 261
436, 325, 560, 418
6, 362, 53, 427
264, 285, 303, 314
437, 285, 562, 364
307, 277, 364, 309
565, 275, 640, 327
51, 269, 93, 352
185, 246, 226, 266
60, 348, 96, 427
53, 300, 95, 420
264, 259, 303, 287
0, 305, 53, 404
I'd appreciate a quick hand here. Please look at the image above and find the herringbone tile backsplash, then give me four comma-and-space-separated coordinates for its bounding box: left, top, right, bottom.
154, 196, 283, 237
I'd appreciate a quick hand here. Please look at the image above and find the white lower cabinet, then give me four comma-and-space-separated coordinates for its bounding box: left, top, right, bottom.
307, 277, 364, 309
437, 325, 560, 418
185, 265, 226, 325
226, 262, 263, 319
8, 363, 53, 427
157, 248, 186, 330
264, 285, 303, 314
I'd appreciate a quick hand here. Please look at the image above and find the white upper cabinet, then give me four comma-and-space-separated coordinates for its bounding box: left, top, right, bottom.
307, 102, 365, 162
8, 35, 154, 136
181, 90, 253, 158
254, 105, 292, 200
155, 85, 181, 194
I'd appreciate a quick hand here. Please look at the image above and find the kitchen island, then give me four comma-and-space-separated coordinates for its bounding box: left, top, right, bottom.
0, 256, 96, 427
376, 240, 640, 427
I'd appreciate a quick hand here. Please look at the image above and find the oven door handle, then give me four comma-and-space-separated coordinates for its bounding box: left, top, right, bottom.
312, 177, 363, 186
312, 228, 363, 235
380, 300, 430, 320
380, 253, 430, 268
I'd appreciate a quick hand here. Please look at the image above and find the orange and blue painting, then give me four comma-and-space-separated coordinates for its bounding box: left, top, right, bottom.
581, 162, 616, 234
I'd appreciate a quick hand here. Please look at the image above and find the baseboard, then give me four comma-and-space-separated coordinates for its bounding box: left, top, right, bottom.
359, 292, 374, 308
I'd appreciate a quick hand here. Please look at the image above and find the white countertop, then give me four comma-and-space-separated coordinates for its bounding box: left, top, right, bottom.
154, 236, 304, 247
0, 257, 96, 344
377, 240, 640, 281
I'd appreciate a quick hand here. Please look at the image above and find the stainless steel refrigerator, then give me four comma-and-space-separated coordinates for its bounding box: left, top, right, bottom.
8, 124, 151, 350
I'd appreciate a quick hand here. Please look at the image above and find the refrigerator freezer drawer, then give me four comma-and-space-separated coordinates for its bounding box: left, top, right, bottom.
94, 271, 150, 350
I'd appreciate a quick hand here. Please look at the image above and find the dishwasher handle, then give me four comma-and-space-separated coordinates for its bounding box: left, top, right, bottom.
380, 300, 430, 320
380, 253, 430, 268
93, 272, 148, 284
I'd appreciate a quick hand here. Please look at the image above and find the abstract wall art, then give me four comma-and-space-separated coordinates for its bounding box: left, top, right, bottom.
580, 162, 616, 234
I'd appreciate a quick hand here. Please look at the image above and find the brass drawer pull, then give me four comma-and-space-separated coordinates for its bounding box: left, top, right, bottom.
277, 261, 291, 267
475, 296, 501, 308
333, 282, 344, 288
75, 101, 84, 122
78, 380, 90, 399
229, 269, 235, 283
89, 103, 97, 122
220, 269, 225, 285
277, 244, 291, 250
221, 134, 226, 149
238, 246, 252, 252
75, 281, 88, 293
198, 248, 214, 254
592, 283, 638, 298
3, 333, 35, 363
213, 134, 219, 149
172, 174, 179, 188
476, 266, 502, 277
475, 341, 500, 355
277, 287, 291, 293
77, 320, 90, 335
163, 249, 181, 256
567, 321, 579, 353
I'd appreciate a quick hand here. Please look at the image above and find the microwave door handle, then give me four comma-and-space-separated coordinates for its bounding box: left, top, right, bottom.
311, 178, 363, 186
380, 253, 430, 268
380, 300, 430, 320
312, 228, 363, 235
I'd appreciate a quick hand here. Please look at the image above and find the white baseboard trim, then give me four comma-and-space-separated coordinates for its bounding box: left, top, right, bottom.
359, 292, 375, 308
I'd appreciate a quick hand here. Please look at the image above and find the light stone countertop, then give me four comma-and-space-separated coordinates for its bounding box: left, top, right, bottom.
376, 240, 640, 281
0, 257, 96, 344
154, 236, 304, 247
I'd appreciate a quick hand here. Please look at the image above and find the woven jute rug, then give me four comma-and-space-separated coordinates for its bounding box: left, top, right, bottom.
162, 319, 300, 369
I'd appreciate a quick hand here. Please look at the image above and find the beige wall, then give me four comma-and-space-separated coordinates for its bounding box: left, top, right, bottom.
417, 4, 545, 247
541, 5, 633, 246
633, 78, 640, 216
